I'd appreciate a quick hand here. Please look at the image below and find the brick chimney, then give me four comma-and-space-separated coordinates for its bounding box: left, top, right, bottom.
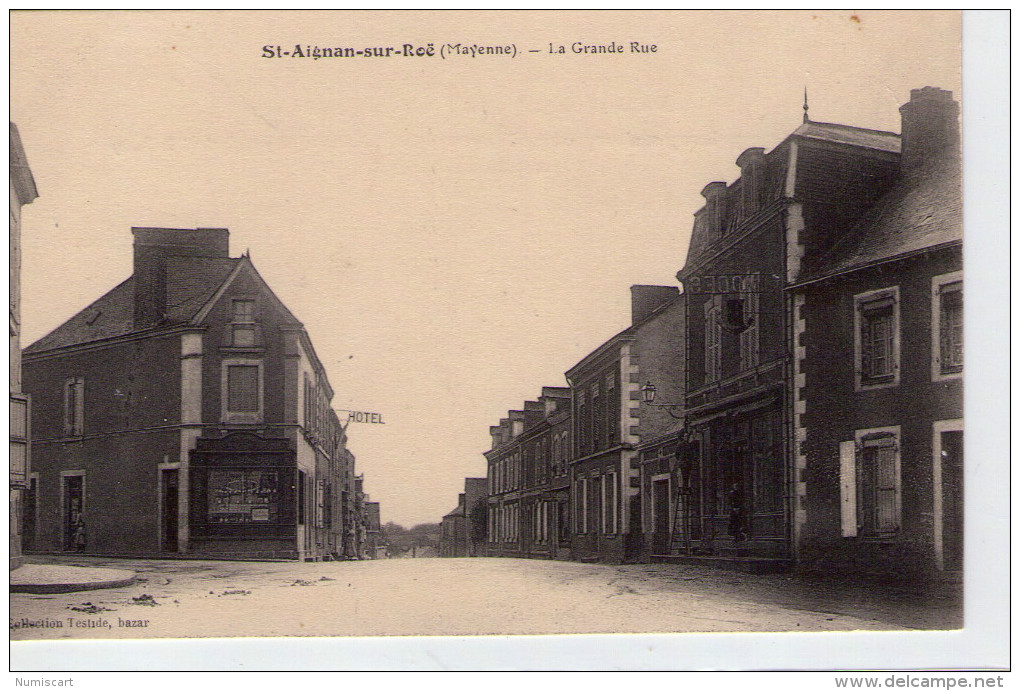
132, 227, 230, 328
899, 87, 959, 173
631, 285, 679, 325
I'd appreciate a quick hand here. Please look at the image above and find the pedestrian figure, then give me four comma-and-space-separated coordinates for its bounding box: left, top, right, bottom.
728, 482, 748, 542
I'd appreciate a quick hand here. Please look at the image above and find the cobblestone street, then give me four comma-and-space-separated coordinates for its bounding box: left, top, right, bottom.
10, 556, 961, 640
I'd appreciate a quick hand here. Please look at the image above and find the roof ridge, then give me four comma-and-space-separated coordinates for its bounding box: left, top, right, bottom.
800, 120, 900, 138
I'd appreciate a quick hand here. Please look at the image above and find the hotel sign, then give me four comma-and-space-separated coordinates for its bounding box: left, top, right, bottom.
339, 410, 387, 424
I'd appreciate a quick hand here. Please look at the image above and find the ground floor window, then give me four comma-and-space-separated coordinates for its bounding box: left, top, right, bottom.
840, 426, 901, 538
207, 469, 281, 524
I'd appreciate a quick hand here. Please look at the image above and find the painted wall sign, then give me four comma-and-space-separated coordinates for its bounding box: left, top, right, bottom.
686, 273, 762, 295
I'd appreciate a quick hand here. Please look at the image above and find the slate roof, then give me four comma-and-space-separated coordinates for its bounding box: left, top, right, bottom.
793, 121, 901, 154
164, 256, 240, 322
797, 152, 961, 285
25, 257, 241, 354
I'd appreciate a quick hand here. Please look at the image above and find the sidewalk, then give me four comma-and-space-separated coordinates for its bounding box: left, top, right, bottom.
10, 562, 137, 594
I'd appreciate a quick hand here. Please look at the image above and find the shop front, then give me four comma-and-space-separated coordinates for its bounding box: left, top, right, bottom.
188, 431, 300, 559
688, 399, 788, 559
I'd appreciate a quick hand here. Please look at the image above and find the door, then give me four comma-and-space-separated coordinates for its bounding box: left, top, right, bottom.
941, 430, 963, 571
23, 477, 37, 552
651, 478, 670, 554
162, 469, 180, 552
63, 475, 85, 552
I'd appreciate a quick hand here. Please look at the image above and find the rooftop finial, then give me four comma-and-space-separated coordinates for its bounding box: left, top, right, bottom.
803, 87, 810, 123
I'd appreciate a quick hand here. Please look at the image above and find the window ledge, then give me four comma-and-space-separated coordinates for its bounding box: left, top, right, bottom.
219, 346, 265, 355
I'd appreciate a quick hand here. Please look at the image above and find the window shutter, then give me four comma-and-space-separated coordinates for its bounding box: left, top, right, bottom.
74, 379, 84, 435
63, 380, 73, 435
839, 441, 858, 537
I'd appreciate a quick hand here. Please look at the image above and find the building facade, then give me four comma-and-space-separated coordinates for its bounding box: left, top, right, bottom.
10, 122, 39, 570
485, 388, 572, 559
440, 477, 488, 558
22, 227, 361, 560
792, 88, 962, 578
676, 112, 902, 565
567, 286, 684, 564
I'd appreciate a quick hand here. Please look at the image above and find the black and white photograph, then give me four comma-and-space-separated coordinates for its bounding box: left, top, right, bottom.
8, 9, 1008, 674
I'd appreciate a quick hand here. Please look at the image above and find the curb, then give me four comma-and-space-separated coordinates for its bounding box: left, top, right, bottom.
11, 574, 137, 595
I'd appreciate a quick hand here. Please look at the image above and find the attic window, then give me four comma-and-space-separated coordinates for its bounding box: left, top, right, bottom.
231, 299, 258, 348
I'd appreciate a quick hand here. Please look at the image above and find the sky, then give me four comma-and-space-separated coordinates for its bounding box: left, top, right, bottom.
11, 11, 961, 527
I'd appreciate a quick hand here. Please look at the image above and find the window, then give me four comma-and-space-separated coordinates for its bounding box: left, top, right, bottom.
855, 288, 900, 389
705, 298, 722, 383
63, 377, 84, 436
605, 371, 617, 445
577, 390, 588, 456
231, 299, 257, 348
208, 469, 281, 524
932, 274, 963, 379
576, 477, 589, 534
10, 393, 29, 486
603, 471, 617, 534
738, 292, 759, 371
228, 365, 259, 411
839, 427, 901, 538
297, 470, 307, 524
222, 360, 262, 422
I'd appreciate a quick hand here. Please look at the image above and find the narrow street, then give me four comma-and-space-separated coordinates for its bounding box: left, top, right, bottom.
10, 556, 960, 640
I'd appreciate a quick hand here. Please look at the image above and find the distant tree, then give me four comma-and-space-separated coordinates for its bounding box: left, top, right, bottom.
408, 523, 441, 549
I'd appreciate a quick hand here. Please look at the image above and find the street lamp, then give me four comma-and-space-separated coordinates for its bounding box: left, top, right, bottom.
641, 381, 657, 403
640, 381, 685, 419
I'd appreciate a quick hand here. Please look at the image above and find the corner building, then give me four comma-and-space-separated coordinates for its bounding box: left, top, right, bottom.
23, 227, 353, 560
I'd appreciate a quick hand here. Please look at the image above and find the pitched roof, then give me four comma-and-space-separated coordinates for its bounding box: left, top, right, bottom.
798, 152, 961, 284
25, 257, 241, 354
26, 277, 138, 353
793, 121, 901, 154
164, 256, 242, 322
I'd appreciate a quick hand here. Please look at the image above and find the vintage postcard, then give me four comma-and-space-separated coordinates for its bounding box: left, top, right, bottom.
8, 10, 1007, 672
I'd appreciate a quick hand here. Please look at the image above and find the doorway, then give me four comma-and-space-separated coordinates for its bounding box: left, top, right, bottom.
162, 469, 180, 552
651, 477, 670, 554
63, 475, 85, 551
940, 430, 963, 571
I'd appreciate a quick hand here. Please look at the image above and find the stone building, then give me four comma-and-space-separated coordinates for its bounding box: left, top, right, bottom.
791, 88, 962, 578
9, 122, 38, 569
675, 105, 903, 569
440, 477, 488, 558
566, 286, 684, 563
22, 227, 359, 560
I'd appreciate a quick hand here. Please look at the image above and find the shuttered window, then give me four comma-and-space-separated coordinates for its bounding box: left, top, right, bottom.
855, 288, 900, 389
939, 283, 963, 374
63, 378, 84, 436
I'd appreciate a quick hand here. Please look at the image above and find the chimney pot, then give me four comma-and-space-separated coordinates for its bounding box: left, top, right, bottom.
631, 285, 679, 325
899, 87, 959, 172
132, 227, 231, 328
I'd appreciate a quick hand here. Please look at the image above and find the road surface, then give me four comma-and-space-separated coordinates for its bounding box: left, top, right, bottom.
10, 556, 960, 640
